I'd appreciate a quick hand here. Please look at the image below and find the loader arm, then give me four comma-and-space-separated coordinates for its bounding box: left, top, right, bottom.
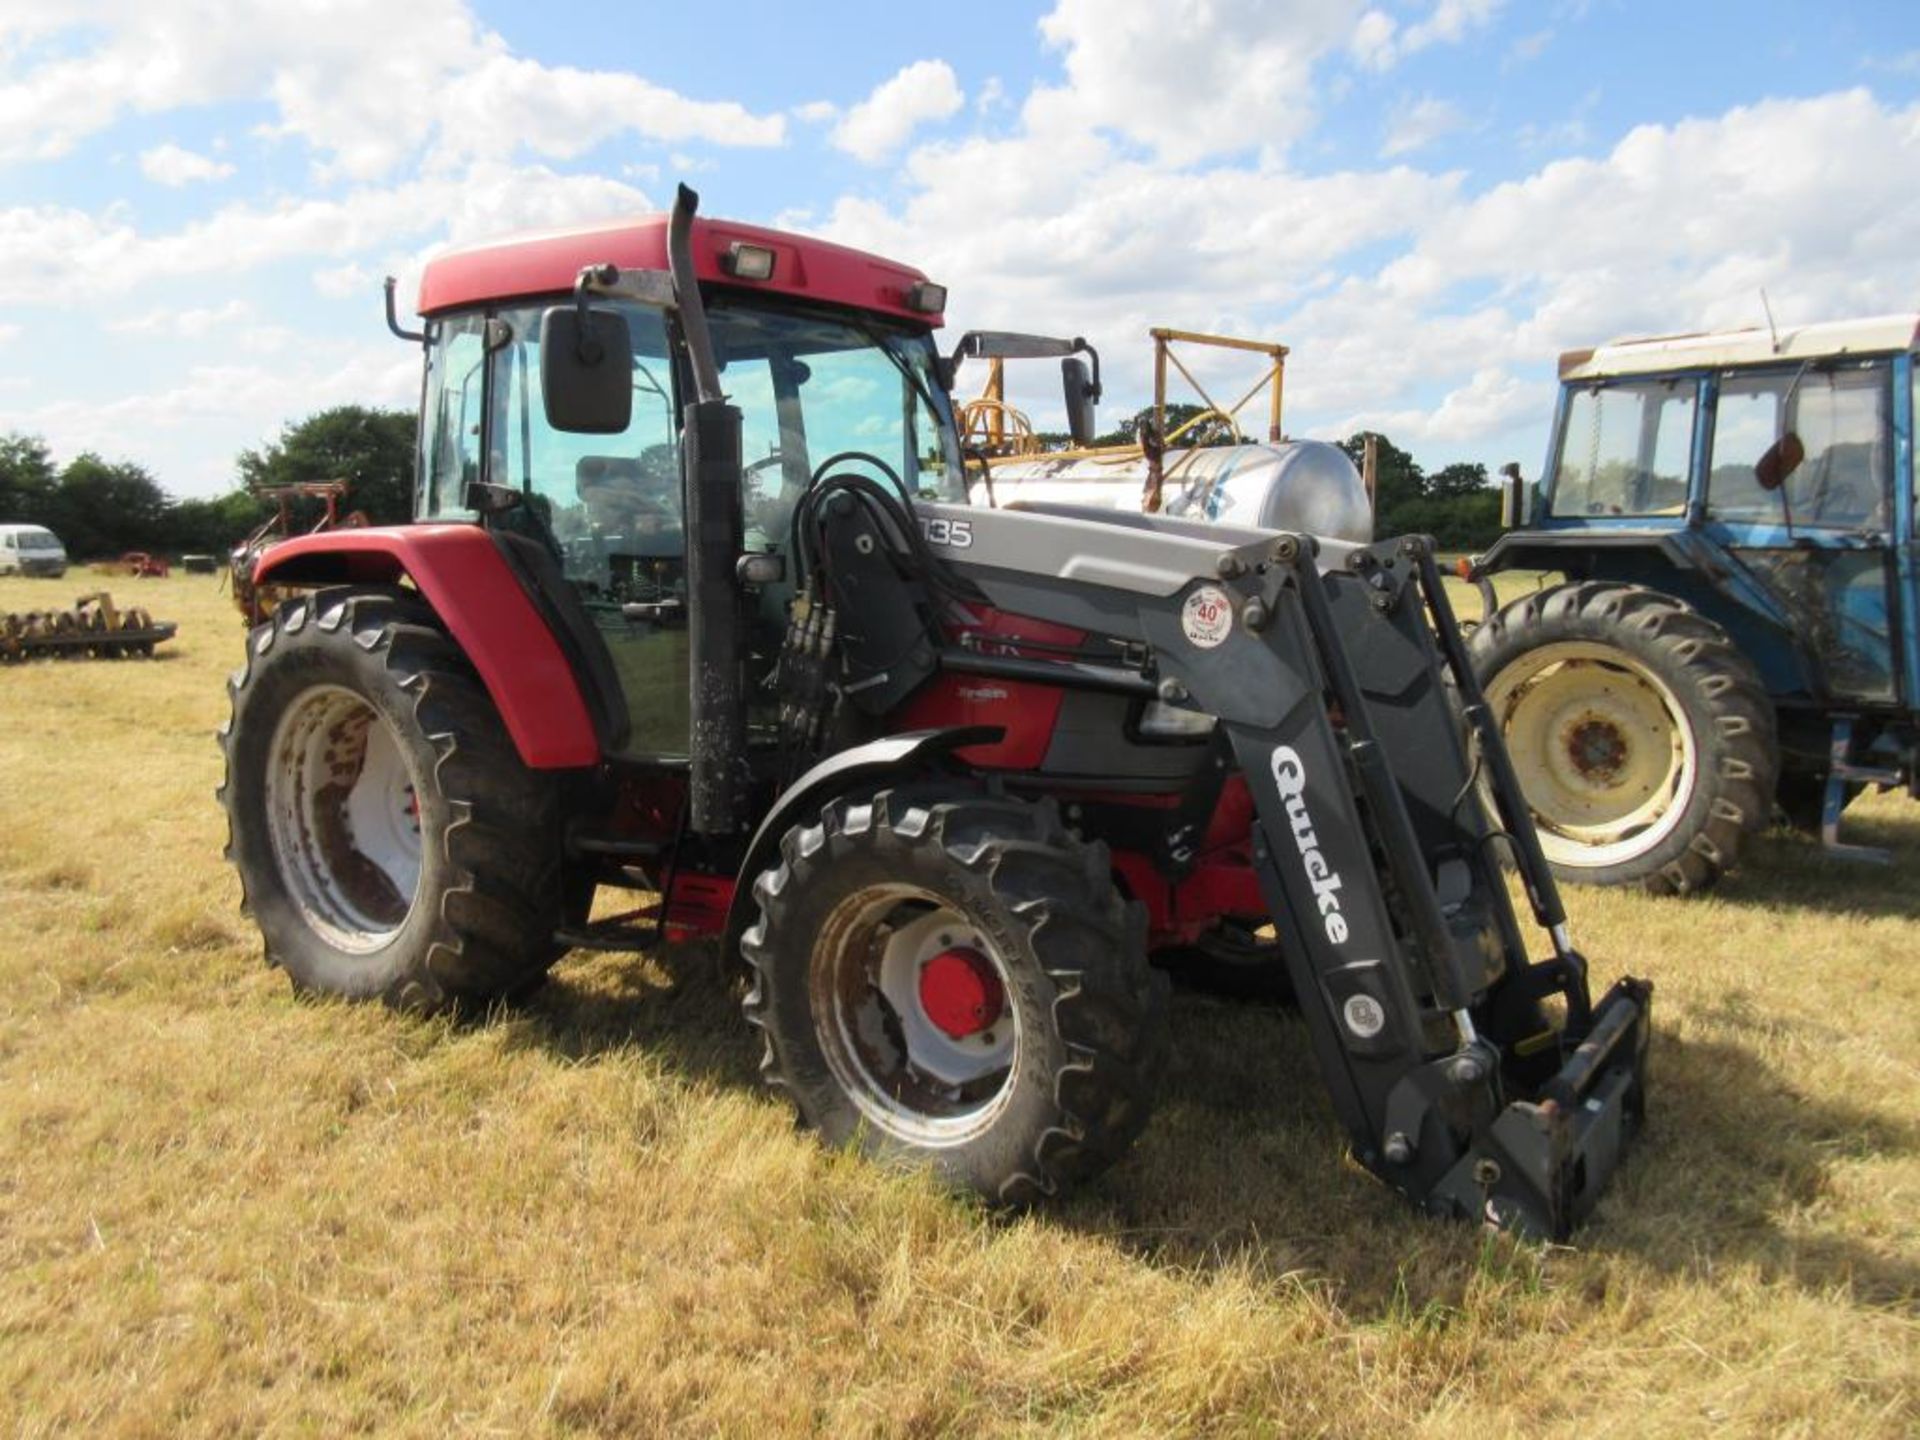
918, 505, 1652, 1238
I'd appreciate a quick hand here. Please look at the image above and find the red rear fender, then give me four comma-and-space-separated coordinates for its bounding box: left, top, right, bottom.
252, 525, 600, 769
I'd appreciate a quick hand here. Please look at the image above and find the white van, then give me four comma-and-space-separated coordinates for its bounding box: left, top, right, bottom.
0, 524, 69, 577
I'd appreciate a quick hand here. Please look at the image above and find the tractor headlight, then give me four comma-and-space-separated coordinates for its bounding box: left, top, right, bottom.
1138, 700, 1218, 739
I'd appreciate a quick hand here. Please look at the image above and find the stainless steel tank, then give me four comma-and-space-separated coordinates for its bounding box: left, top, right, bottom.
974, 440, 1372, 543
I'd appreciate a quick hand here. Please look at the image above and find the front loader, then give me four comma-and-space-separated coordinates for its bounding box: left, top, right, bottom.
219, 186, 1650, 1238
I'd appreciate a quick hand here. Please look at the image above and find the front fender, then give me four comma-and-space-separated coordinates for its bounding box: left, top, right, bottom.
253, 525, 599, 769
720, 727, 1003, 965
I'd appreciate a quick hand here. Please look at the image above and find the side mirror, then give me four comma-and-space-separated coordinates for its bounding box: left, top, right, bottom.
540, 307, 632, 434
1063, 357, 1098, 447
1755, 432, 1805, 492
1499, 461, 1526, 528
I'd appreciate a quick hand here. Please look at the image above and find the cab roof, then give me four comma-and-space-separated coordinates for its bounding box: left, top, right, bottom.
1559, 313, 1920, 381
416, 213, 943, 328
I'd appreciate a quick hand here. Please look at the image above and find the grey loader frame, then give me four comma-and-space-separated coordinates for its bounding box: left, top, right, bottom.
934, 503, 1653, 1238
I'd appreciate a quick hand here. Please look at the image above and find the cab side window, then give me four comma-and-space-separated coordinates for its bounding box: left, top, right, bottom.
1709, 363, 1888, 530
419, 313, 488, 518
489, 302, 683, 599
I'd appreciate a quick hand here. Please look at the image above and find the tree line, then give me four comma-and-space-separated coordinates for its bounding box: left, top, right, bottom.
0, 406, 414, 560
2, 402, 1505, 558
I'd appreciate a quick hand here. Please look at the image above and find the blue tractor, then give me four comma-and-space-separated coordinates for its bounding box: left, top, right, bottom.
1466, 315, 1919, 892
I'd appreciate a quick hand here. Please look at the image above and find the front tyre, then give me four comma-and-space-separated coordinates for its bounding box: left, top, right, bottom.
743, 786, 1169, 1202
1469, 582, 1776, 894
218, 589, 568, 1011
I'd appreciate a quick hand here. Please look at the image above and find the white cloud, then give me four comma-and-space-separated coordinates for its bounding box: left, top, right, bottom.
312, 262, 373, 299
1414, 89, 1920, 337
1861, 48, 1920, 75
792, 100, 837, 124
106, 298, 251, 337
0, 1, 784, 175
1506, 28, 1553, 66
830, 60, 964, 164
1351, 0, 1506, 72
819, 62, 1920, 455
1040, 0, 1363, 162
138, 142, 234, 186
422, 51, 783, 179
1286, 89, 1920, 443
1350, 10, 1398, 71
1403, 0, 1507, 53
1381, 96, 1467, 156
1332, 366, 1536, 446
0, 163, 654, 306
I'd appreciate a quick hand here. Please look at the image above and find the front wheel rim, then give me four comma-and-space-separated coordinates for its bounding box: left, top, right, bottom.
264, 685, 424, 952
809, 884, 1020, 1147
1487, 641, 1698, 869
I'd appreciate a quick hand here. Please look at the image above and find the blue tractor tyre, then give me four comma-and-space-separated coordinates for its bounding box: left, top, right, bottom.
1469, 582, 1777, 894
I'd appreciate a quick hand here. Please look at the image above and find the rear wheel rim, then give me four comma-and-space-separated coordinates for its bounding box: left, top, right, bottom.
809, 884, 1019, 1147
264, 685, 423, 952
1487, 641, 1698, 869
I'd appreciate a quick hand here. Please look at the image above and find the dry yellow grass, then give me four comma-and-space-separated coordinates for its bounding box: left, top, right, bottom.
1, 572, 1915, 1438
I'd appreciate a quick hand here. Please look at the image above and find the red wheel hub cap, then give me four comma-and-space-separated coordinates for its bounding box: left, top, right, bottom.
918, 947, 1005, 1039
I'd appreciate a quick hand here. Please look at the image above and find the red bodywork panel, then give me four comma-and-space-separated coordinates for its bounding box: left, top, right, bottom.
898, 607, 1271, 950
1110, 778, 1264, 943
252, 525, 600, 770
894, 607, 1079, 770
418, 214, 944, 328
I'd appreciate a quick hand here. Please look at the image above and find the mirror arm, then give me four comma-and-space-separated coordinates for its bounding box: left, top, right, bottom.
571, 263, 619, 363
947, 333, 1103, 396
383, 277, 425, 343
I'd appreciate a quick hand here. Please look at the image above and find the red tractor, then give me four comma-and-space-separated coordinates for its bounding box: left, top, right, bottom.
220, 187, 1651, 1236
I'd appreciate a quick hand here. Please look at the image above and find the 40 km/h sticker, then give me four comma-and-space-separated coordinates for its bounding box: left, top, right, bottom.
1181, 585, 1234, 649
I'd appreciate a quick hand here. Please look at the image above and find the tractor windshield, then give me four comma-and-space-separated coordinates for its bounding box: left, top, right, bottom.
1548, 378, 1696, 519
706, 296, 964, 545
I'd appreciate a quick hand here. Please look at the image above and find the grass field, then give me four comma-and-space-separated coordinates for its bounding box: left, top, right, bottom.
1, 572, 1915, 1437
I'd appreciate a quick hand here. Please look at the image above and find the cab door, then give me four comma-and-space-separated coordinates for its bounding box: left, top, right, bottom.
490, 301, 692, 758
1703, 357, 1901, 704
1898, 352, 1920, 709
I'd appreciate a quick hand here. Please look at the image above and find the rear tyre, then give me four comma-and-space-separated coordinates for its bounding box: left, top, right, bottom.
1469, 582, 1776, 894
218, 588, 567, 1011
743, 785, 1169, 1202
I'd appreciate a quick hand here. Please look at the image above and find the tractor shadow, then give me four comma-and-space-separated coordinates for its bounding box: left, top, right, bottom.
511, 939, 763, 1091
1716, 803, 1920, 922
1054, 991, 1920, 1319
498, 944, 1917, 1319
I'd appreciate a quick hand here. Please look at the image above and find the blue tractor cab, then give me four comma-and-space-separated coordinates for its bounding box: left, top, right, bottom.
1468, 314, 1919, 892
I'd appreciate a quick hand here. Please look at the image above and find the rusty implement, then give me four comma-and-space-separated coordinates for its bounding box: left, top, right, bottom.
0, 592, 178, 664
229, 480, 365, 627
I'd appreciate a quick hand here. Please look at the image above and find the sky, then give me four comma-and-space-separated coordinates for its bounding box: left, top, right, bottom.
2, 0, 1919, 499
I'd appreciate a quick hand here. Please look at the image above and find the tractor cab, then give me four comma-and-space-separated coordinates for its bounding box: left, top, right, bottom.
411, 222, 966, 759
1474, 315, 1920, 878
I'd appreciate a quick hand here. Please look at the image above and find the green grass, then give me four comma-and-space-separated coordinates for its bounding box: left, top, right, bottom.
0, 572, 1915, 1437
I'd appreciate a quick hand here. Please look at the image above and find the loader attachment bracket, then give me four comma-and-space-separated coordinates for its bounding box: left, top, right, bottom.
1130, 529, 1652, 1239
